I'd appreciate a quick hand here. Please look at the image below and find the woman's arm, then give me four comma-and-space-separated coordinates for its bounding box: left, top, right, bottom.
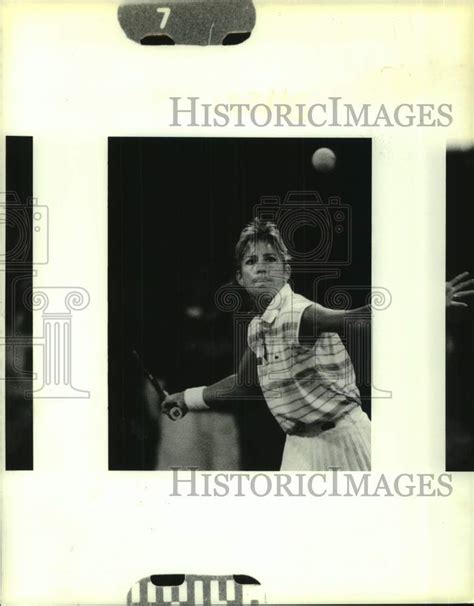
203, 346, 261, 405
299, 302, 371, 346
161, 347, 262, 418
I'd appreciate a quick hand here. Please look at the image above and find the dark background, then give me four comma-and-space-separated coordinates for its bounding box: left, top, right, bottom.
108, 138, 372, 470
5, 136, 33, 470
446, 147, 474, 471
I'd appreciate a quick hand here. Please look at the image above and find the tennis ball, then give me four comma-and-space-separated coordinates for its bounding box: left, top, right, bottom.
312, 147, 336, 173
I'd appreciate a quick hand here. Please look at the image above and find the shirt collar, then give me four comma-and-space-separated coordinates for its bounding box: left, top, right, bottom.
260, 283, 292, 324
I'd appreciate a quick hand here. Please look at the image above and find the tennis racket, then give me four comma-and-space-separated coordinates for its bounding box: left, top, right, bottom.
132, 349, 184, 420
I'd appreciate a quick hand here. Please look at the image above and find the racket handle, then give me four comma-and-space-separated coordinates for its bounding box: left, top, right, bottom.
132, 348, 168, 401
167, 405, 184, 421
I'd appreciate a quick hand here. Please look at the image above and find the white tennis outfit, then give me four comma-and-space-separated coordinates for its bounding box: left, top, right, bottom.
247, 283, 371, 471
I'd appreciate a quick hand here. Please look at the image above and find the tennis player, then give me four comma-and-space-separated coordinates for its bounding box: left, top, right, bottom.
163, 221, 474, 470
163, 218, 374, 471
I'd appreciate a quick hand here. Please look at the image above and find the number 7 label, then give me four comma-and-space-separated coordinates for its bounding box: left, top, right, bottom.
156, 7, 171, 29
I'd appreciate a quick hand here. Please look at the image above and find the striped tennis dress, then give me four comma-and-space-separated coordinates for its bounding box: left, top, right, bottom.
247, 283, 371, 471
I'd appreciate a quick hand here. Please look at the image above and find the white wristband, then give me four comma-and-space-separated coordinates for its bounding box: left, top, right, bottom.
184, 386, 209, 411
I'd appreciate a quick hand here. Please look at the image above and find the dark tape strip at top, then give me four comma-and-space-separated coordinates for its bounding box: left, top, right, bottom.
118, 0, 256, 46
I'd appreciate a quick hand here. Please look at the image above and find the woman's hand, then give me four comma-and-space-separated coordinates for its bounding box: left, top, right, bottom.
162, 392, 188, 420
446, 272, 474, 308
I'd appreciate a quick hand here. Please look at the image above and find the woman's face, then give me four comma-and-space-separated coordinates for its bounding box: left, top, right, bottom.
237, 240, 290, 299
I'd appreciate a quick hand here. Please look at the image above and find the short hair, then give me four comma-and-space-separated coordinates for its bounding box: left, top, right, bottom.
234, 218, 291, 272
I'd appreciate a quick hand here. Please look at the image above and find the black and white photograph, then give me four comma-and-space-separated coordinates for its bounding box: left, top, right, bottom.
3, 137, 34, 471
2, 1, 473, 604
445, 146, 474, 471
108, 137, 372, 471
